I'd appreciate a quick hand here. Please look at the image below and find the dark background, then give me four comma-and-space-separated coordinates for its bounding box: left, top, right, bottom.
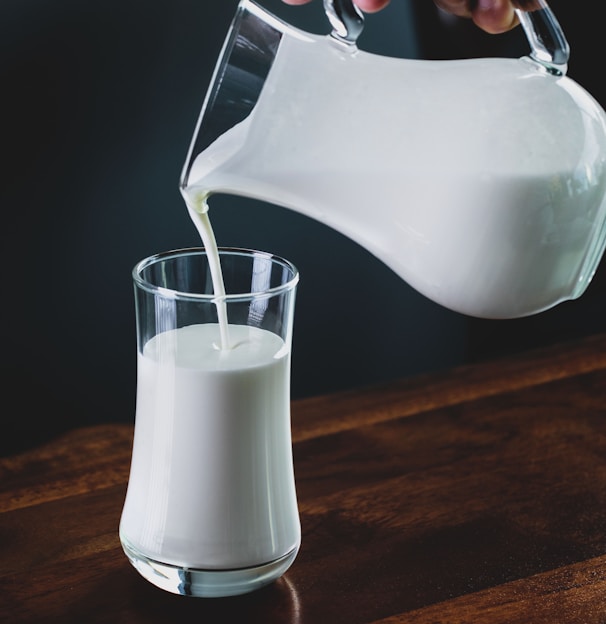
2, 0, 604, 455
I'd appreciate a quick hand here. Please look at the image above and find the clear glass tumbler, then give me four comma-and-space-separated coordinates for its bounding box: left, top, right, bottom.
119, 247, 300, 597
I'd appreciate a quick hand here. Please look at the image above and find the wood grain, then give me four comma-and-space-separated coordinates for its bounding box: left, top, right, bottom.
1, 334, 605, 623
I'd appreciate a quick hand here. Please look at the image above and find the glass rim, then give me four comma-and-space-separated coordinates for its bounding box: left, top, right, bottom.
132, 246, 300, 301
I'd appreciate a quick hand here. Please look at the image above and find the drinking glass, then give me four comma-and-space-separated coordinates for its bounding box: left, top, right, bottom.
119, 247, 300, 597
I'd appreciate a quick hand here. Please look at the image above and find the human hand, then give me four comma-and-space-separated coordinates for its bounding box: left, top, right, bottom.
282, 0, 541, 34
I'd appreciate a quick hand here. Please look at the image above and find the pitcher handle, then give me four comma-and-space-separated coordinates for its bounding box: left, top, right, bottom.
324, 0, 569, 73
324, 0, 364, 45
515, 1, 569, 75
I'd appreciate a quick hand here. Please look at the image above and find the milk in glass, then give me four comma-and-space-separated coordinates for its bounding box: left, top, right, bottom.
120, 204, 300, 595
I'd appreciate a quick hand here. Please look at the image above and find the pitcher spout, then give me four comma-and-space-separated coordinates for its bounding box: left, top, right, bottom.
180, 1, 285, 193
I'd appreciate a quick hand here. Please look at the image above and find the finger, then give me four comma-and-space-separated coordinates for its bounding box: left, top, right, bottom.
282, 0, 391, 12
353, 0, 391, 13
435, 0, 523, 34
471, 0, 519, 34
434, 0, 475, 19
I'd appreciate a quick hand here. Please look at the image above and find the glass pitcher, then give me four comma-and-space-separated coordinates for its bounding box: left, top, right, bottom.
181, 0, 606, 319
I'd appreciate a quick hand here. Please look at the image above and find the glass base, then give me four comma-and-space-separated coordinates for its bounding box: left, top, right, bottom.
120, 537, 299, 598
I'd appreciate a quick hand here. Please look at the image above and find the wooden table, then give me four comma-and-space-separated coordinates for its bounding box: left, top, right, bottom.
2, 334, 606, 623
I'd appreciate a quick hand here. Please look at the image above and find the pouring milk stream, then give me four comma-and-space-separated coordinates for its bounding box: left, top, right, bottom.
181, 0, 606, 321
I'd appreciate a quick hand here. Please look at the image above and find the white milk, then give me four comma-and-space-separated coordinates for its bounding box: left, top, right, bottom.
120, 323, 300, 569
182, 36, 606, 318
121, 183, 300, 573
184, 202, 231, 348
